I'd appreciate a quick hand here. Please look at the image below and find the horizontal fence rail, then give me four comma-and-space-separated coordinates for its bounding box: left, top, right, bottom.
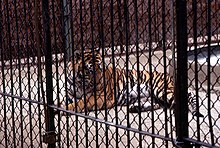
0, 0, 220, 148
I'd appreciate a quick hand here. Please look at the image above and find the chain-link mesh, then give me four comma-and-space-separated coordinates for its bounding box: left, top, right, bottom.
0, 0, 219, 148
187, 0, 220, 147
0, 0, 46, 147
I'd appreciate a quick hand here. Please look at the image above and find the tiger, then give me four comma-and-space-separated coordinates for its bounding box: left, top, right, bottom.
62, 48, 203, 117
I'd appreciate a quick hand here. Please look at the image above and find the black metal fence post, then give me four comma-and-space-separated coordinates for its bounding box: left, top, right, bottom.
175, 0, 191, 147
42, 0, 56, 147
62, 0, 72, 60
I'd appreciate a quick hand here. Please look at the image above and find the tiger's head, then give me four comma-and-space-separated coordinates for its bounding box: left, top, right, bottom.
68, 49, 103, 92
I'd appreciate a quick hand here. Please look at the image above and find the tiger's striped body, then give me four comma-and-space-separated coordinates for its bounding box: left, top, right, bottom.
65, 49, 203, 117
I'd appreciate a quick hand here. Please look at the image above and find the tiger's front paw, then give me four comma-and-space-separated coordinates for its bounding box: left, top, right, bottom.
65, 103, 85, 114
53, 102, 76, 116
129, 102, 159, 113
129, 105, 153, 113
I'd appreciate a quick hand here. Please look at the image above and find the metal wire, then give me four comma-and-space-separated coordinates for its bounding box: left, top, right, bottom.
1, 0, 219, 147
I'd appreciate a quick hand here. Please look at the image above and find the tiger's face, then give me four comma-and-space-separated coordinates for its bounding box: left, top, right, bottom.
75, 61, 96, 89
71, 49, 103, 92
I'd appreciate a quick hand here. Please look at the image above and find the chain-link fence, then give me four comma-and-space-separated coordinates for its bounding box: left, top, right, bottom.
0, 0, 219, 147
186, 1, 220, 147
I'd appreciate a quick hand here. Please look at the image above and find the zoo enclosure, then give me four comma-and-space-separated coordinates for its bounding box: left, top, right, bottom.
1, 0, 220, 60
0, 0, 220, 148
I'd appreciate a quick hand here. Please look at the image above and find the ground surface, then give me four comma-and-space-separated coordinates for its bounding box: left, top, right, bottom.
0, 50, 219, 147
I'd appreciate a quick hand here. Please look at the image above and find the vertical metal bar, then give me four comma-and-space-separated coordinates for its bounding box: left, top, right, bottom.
148, 0, 155, 147
171, 0, 176, 77
89, 1, 99, 147
60, 0, 70, 147
68, 0, 79, 147
42, 0, 56, 147
124, 0, 130, 147
206, 0, 214, 146
0, 1, 8, 146
79, 0, 88, 147
110, 0, 118, 147
192, 0, 201, 143
1, 62, 8, 147
170, 13, 178, 148
170, 8, 176, 148
20, 1, 29, 147
116, 0, 123, 53
6, 0, 16, 146
25, 1, 34, 147
51, 0, 61, 147
161, 0, 169, 147
27, 37, 34, 147
0, 0, 1, 64
63, 0, 72, 60
148, 0, 156, 148
1, 61, 8, 145
154, 0, 159, 44
140, 0, 144, 44
175, 0, 189, 147
70, 1, 79, 148
133, 0, 142, 147
1, 67, 8, 147
98, 0, 108, 147
34, 0, 43, 147
27, 25, 33, 148
64, 35, 70, 148
14, 0, 24, 147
